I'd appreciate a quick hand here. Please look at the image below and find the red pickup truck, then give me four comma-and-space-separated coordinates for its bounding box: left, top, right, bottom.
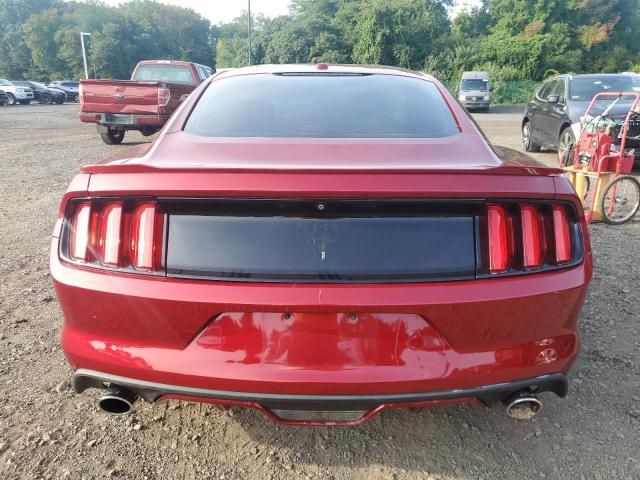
80, 60, 214, 145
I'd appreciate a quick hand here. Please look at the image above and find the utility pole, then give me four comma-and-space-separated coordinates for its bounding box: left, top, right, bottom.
247, 0, 252, 66
80, 32, 92, 79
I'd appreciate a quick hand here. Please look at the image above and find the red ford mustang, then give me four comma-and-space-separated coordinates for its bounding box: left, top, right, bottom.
51, 64, 592, 426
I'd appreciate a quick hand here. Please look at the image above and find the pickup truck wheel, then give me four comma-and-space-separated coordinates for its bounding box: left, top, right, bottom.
100, 128, 125, 145
6, 93, 16, 106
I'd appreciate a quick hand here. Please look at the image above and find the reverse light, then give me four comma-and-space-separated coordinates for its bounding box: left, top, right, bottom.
158, 87, 171, 107
487, 205, 510, 273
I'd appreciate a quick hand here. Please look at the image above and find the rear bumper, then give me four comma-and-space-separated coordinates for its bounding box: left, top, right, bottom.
80, 112, 169, 129
74, 368, 567, 424
52, 238, 589, 399
463, 101, 489, 109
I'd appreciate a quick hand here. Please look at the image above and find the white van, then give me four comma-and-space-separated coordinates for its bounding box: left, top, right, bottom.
458, 71, 491, 112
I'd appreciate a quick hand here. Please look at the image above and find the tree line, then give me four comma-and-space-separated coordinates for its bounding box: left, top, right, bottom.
1, 0, 639, 83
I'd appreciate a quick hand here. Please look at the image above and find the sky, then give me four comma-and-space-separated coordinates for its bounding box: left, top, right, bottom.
101, 0, 481, 24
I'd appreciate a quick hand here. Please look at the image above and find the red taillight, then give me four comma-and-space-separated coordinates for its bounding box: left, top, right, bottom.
487, 205, 510, 273
520, 205, 544, 268
552, 205, 572, 263
130, 203, 163, 270
97, 202, 124, 266
69, 202, 92, 261
65, 200, 164, 272
486, 203, 575, 275
158, 87, 170, 107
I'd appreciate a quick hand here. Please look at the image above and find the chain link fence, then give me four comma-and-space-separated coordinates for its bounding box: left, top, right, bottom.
441, 80, 541, 105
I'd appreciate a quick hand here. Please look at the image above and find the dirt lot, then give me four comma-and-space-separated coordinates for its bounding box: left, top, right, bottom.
0, 104, 639, 480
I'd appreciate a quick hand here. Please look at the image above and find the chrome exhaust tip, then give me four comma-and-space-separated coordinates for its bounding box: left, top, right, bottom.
98, 386, 138, 416
504, 390, 542, 420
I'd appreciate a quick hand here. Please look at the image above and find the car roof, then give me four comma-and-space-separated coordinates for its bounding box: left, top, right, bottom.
213, 64, 435, 82
560, 73, 637, 80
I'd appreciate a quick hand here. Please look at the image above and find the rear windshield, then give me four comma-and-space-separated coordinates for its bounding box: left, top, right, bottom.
184, 73, 459, 138
132, 65, 195, 84
569, 76, 638, 101
460, 79, 488, 91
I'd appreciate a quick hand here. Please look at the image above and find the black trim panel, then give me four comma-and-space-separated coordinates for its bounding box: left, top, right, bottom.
73, 369, 568, 410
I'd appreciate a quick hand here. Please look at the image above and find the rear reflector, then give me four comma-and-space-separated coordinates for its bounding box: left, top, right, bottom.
69, 202, 92, 261
520, 205, 544, 268
552, 206, 572, 263
487, 205, 510, 273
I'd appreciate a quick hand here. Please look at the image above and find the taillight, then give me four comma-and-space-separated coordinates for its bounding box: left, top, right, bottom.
487, 205, 510, 273
63, 199, 164, 273
129, 202, 164, 271
520, 205, 544, 268
552, 205, 572, 264
158, 87, 170, 107
69, 202, 92, 261
485, 202, 576, 276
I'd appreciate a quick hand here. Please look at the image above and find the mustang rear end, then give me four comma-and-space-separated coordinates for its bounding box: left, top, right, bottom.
51, 65, 592, 425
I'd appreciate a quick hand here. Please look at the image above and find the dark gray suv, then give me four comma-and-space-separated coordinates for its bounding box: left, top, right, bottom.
522, 74, 639, 158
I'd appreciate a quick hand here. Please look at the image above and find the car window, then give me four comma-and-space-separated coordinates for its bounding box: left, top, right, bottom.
569, 76, 635, 101
62, 82, 78, 87
196, 66, 208, 81
550, 79, 566, 103
205, 67, 214, 77
132, 65, 196, 84
536, 80, 557, 101
185, 73, 460, 138
460, 79, 488, 91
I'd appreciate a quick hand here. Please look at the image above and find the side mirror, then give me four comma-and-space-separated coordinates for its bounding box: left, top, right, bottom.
546, 94, 560, 104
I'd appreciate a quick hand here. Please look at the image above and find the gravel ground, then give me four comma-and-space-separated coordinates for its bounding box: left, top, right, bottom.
0, 104, 638, 480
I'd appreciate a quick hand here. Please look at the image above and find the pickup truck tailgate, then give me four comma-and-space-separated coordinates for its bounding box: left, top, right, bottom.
80, 80, 191, 115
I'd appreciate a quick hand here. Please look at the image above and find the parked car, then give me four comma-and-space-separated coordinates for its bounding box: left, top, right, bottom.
80, 60, 215, 144
52, 64, 592, 426
0, 90, 8, 105
0, 79, 34, 105
11, 81, 65, 104
458, 71, 491, 111
522, 73, 640, 159
49, 81, 80, 102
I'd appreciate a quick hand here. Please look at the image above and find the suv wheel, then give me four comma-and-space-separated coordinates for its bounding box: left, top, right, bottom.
6, 93, 16, 105
558, 127, 575, 167
522, 121, 541, 152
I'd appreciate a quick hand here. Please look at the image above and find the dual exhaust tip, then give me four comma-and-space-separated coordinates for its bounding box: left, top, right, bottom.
504, 389, 542, 420
97, 385, 542, 420
98, 386, 137, 416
